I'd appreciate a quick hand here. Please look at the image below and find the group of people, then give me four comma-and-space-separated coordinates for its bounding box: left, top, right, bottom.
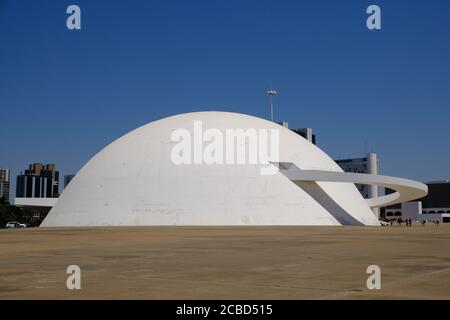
387, 218, 440, 226
391, 218, 413, 226
388, 218, 412, 226
419, 220, 440, 226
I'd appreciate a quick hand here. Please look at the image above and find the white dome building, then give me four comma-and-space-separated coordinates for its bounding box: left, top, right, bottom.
41, 112, 427, 227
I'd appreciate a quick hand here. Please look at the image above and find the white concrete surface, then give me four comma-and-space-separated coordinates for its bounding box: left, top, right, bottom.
41, 112, 425, 227
15, 197, 58, 207
275, 163, 428, 208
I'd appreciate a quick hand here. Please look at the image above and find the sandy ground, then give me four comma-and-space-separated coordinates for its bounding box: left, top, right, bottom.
0, 224, 449, 299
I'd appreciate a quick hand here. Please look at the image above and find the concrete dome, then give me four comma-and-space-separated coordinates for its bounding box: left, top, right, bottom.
41, 112, 380, 226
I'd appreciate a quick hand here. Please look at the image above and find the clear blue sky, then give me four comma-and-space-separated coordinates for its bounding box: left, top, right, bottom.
1, 0, 449, 198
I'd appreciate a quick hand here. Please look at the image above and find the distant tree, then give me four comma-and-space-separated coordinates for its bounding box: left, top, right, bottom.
0, 199, 48, 228
0, 198, 28, 228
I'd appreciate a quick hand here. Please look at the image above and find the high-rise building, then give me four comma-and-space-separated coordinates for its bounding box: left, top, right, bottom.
25, 163, 59, 195
291, 128, 316, 145
334, 153, 379, 199
0, 168, 11, 203
335, 153, 379, 217
16, 163, 59, 198
64, 174, 76, 189
277, 122, 316, 145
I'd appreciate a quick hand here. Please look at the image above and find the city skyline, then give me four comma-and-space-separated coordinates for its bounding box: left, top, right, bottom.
1, 0, 450, 199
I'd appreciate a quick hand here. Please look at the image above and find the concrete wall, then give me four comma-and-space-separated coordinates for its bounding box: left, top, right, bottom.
41, 112, 380, 227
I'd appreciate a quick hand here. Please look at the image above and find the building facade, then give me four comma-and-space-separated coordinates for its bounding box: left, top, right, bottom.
41, 112, 426, 227
64, 174, 75, 189
291, 128, 316, 145
384, 181, 450, 222
16, 163, 59, 198
335, 153, 379, 217
335, 153, 379, 199
278, 122, 316, 145
0, 168, 11, 203
419, 181, 450, 215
